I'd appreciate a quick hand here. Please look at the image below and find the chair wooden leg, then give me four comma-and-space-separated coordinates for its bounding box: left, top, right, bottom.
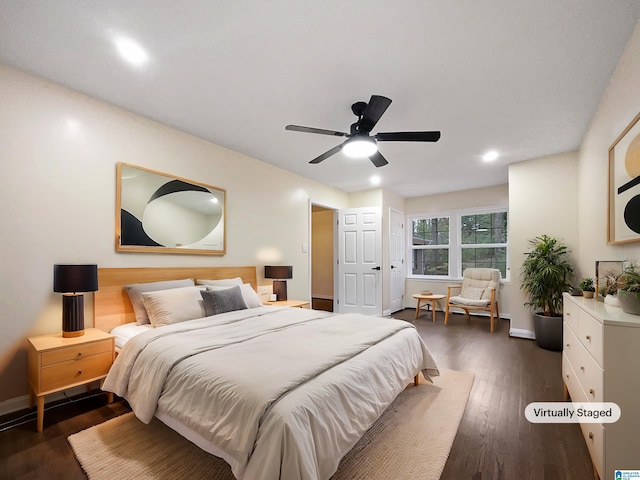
490, 310, 494, 333
444, 305, 450, 325
495, 301, 500, 323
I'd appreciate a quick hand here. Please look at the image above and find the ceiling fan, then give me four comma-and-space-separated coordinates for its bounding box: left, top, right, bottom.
285, 95, 441, 167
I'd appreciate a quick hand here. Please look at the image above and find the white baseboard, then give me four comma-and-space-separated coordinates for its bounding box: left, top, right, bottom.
0, 385, 88, 417
509, 328, 535, 340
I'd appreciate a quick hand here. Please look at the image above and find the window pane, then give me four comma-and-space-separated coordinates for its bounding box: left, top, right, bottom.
412, 217, 449, 246
461, 247, 507, 277
461, 212, 508, 245
412, 248, 449, 276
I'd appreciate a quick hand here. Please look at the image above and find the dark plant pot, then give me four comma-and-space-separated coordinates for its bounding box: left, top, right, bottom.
617, 289, 640, 315
533, 313, 563, 351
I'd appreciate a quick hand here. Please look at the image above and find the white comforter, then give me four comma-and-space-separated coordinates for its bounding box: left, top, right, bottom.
103, 306, 439, 480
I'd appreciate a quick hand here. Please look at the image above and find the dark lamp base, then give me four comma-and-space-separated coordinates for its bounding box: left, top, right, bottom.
62, 294, 86, 338
273, 280, 288, 301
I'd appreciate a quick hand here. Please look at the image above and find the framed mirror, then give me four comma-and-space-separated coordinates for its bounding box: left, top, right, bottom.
116, 163, 226, 255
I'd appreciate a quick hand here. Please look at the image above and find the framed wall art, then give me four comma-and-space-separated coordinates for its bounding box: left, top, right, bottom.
116, 163, 226, 255
608, 111, 640, 244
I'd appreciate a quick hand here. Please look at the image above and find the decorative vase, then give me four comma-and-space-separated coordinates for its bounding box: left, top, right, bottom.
617, 289, 640, 315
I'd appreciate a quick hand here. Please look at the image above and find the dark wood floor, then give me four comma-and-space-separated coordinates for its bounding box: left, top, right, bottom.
0, 310, 593, 480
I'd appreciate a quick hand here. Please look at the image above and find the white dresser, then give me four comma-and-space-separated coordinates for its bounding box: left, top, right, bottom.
562, 293, 640, 479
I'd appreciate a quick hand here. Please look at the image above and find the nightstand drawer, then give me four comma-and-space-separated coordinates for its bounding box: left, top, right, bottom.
41, 351, 112, 392
41, 339, 112, 366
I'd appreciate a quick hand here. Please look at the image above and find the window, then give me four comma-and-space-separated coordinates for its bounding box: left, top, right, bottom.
411, 217, 449, 276
409, 207, 508, 279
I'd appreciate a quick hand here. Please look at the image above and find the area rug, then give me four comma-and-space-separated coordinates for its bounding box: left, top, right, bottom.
69, 369, 474, 480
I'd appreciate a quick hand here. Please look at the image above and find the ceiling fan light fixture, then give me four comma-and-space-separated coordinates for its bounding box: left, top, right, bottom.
342, 138, 377, 158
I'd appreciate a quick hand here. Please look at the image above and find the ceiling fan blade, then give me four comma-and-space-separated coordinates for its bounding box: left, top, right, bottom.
369, 151, 389, 168
359, 95, 392, 133
309, 142, 346, 164
376, 131, 441, 142
286, 125, 348, 137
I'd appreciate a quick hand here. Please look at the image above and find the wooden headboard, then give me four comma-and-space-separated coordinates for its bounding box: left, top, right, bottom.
94, 266, 258, 332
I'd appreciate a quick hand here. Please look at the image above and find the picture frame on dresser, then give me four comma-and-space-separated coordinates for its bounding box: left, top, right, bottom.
608, 111, 640, 244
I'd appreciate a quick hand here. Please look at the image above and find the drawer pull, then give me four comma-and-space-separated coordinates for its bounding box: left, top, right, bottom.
580, 366, 585, 371
588, 432, 594, 440
585, 335, 591, 341
77, 370, 82, 376
565, 374, 570, 379
589, 388, 594, 396
566, 343, 570, 348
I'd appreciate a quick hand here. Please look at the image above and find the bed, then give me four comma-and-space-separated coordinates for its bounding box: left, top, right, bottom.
96, 266, 439, 480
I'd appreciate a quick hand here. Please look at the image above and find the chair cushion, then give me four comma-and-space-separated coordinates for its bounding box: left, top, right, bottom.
461, 286, 485, 300
449, 295, 491, 307
460, 268, 501, 301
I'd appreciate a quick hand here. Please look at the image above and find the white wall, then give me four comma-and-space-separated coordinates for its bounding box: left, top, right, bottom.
0, 63, 349, 403
508, 152, 579, 336
578, 20, 640, 273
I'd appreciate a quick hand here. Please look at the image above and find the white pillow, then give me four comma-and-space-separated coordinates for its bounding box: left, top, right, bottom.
206, 283, 263, 308
124, 278, 195, 325
461, 286, 485, 300
196, 277, 243, 287
141, 286, 206, 327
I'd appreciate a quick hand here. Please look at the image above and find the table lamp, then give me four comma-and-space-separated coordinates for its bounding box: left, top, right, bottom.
53, 264, 98, 338
264, 265, 293, 301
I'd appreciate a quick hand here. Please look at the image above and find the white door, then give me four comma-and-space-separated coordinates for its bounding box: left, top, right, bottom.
389, 209, 405, 313
336, 207, 382, 315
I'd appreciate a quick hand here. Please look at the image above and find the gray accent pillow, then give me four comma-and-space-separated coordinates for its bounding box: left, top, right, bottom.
200, 286, 247, 316
124, 278, 195, 325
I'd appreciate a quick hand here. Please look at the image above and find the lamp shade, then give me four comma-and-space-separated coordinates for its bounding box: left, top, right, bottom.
264, 265, 293, 280
53, 264, 98, 293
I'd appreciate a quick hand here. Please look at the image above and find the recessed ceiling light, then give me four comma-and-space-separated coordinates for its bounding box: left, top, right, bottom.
370, 175, 381, 186
114, 36, 149, 66
482, 150, 499, 162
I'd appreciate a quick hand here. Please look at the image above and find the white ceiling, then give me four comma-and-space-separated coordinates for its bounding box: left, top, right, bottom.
1, 1, 639, 198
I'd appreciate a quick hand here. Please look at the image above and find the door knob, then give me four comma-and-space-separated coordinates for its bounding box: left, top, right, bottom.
372, 266, 381, 270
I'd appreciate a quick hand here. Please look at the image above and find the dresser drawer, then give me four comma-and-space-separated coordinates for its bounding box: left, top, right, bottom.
40, 351, 112, 392
563, 323, 581, 367
562, 352, 587, 403
565, 325, 603, 402
563, 299, 579, 335
578, 311, 603, 366
580, 422, 604, 478
41, 339, 112, 366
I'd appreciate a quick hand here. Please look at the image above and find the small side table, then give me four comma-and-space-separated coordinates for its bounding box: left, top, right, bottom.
413, 294, 446, 322
27, 328, 114, 432
264, 299, 310, 308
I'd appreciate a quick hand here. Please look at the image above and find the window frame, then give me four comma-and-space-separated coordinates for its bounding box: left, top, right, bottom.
407, 205, 509, 281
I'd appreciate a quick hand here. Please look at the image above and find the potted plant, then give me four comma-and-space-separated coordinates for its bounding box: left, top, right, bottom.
521, 234, 574, 351
578, 277, 595, 298
617, 264, 640, 315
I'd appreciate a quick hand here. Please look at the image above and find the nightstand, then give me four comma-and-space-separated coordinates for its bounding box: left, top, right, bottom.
27, 328, 115, 432
264, 299, 310, 308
